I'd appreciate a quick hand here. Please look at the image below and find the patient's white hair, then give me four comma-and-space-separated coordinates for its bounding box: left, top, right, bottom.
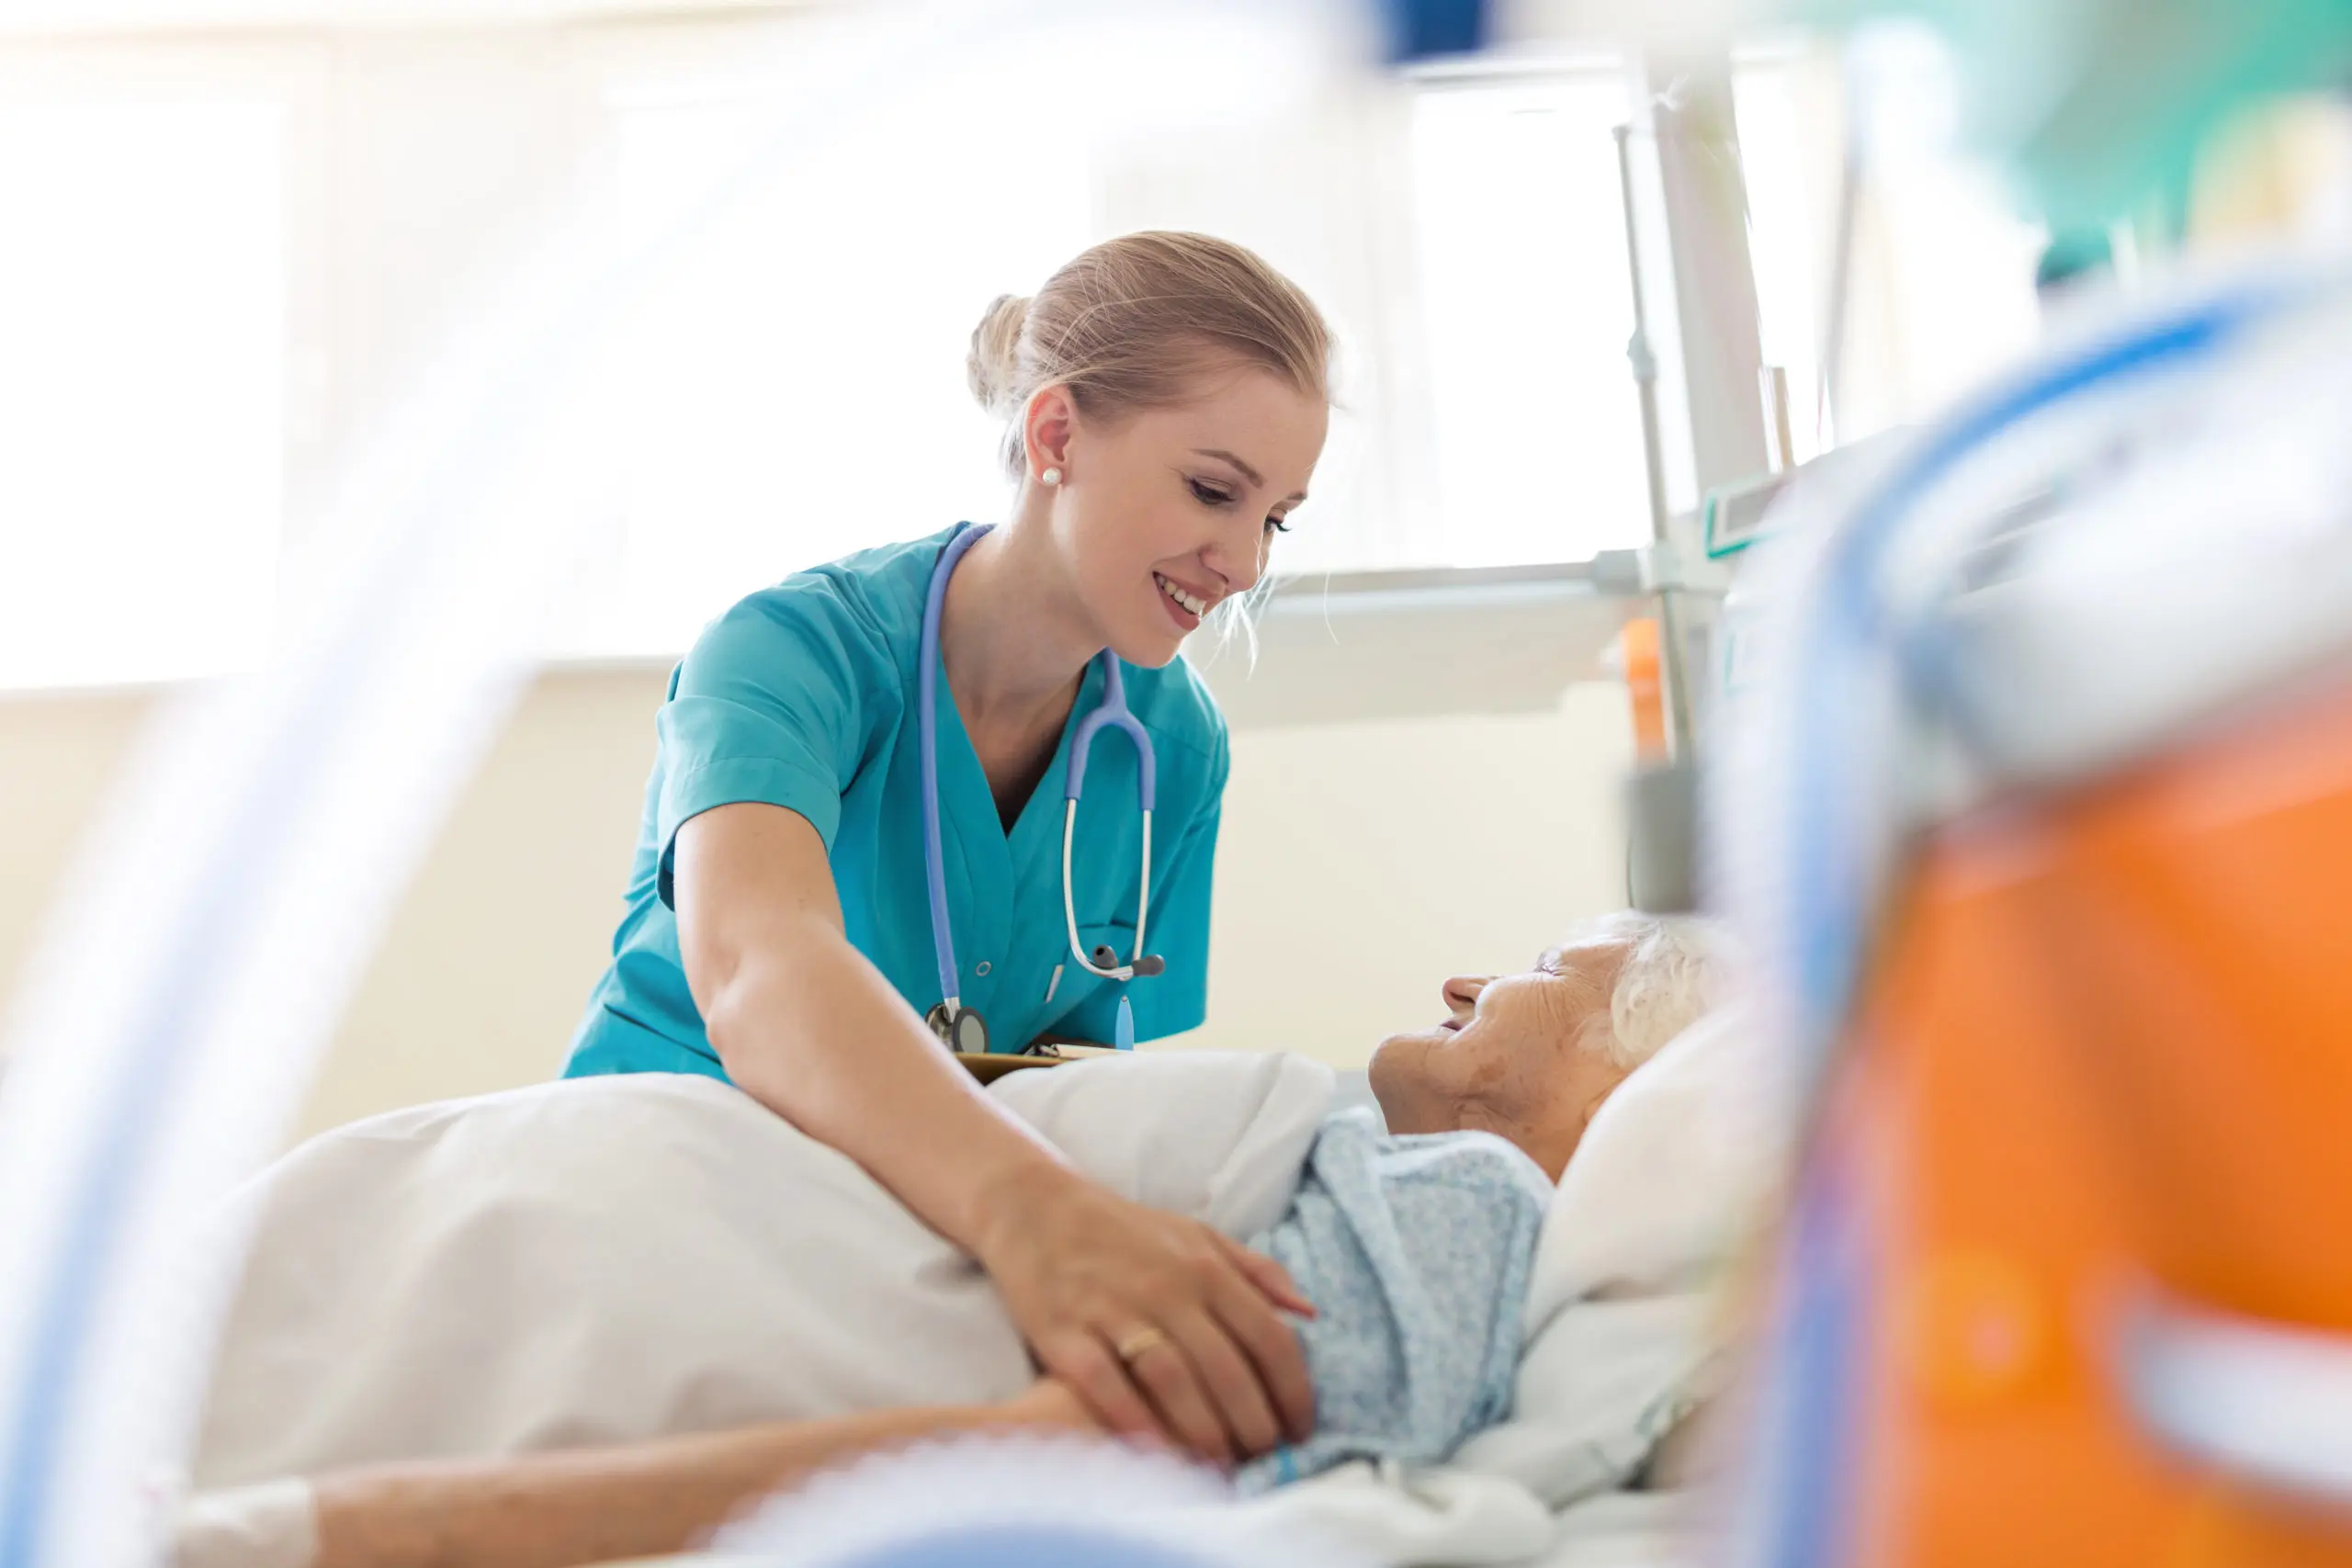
1564, 912, 1724, 1069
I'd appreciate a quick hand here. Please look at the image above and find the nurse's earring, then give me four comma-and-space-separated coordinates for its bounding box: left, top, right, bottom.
1039, 466, 1064, 488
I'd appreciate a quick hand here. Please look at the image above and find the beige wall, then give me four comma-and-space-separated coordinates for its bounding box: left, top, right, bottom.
0, 693, 154, 1031
0, 667, 1633, 1139
1190, 683, 1634, 1063
296, 668, 663, 1133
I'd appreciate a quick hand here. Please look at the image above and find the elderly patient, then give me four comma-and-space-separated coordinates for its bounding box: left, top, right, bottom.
1231, 911, 1720, 1494
1371, 910, 1720, 1181
186, 913, 1719, 1568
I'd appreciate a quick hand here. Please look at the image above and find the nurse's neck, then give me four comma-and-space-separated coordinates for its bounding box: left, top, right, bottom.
937, 523, 1095, 737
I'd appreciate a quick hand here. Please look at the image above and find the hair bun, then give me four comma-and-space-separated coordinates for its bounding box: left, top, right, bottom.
966, 294, 1030, 416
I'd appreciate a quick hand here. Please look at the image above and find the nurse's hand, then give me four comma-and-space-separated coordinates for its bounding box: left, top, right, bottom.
972, 1167, 1317, 1469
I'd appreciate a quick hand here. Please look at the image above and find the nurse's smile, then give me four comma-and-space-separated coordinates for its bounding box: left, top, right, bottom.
1154, 570, 1214, 630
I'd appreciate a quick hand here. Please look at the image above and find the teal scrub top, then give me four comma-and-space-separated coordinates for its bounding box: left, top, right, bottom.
562, 524, 1230, 1080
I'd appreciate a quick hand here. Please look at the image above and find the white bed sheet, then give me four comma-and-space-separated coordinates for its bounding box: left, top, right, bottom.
193, 1051, 1332, 1490
187, 1019, 1772, 1568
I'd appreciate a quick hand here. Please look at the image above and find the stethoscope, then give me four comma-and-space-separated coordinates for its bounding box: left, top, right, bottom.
918, 522, 1164, 1055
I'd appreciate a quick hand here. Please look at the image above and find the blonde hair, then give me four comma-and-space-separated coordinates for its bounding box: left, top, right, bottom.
966, 231, 1332, 479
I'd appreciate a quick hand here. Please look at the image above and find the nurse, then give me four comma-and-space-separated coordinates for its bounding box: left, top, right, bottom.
562, 231, 1333, 1470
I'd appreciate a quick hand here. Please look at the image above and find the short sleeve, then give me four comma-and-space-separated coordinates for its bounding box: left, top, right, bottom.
1055, 736, 1227, 1043
651, 589, 880, 908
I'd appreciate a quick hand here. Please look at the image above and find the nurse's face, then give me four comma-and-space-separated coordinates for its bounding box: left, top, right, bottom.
1041, 361, 1328, 668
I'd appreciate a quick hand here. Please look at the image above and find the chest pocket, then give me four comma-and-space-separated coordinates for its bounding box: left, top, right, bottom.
1046, 919, 1136, 1026
1072, 919, 1140, 976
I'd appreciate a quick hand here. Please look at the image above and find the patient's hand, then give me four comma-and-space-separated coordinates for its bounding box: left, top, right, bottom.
971, 1167, 1316, 1471
996, 1378, 1102, 1434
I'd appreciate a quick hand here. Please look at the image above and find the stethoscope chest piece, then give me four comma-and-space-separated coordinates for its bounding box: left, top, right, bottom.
924, 1002, 989, 1055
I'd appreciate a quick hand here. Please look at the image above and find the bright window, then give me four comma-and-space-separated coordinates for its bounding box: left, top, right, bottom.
548, 55, 1664, 660
1406, 68, 1654, 568
1734, 36, 2045, 448
0, 94, 286, 691
545, 85, 1097, 659
1731, 47, 1831, 464
0, 28, 2059, 685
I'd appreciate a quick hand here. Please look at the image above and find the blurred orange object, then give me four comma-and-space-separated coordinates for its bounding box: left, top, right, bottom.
1815, 671, 2352, 1566
1623, 616, 1668, 762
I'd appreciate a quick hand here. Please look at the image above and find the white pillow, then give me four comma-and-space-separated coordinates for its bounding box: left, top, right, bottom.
1537, 1002, 1784, 1305
1449, 1004, 1784, 1508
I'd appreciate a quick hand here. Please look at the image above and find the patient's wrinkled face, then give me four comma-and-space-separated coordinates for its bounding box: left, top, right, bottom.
1367, 940, 1634, 1182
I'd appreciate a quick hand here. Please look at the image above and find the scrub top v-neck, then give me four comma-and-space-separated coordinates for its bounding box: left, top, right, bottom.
562, 524, 1230, 1082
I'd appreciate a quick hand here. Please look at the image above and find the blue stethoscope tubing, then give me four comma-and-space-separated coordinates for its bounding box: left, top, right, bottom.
918, 522, 1163, 1053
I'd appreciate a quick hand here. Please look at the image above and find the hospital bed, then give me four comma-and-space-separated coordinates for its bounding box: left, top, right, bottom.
180, 1032, 1761, 1568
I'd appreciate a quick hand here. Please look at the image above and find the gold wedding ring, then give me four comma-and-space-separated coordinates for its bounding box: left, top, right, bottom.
1114, 1325, 1168, 1364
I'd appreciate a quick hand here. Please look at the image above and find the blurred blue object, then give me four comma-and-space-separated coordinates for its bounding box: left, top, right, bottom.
837, 1524, 1221, 1568
1381, 0, 1492, 62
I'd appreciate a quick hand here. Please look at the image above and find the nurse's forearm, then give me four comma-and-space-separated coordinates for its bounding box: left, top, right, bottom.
708, 928, 1072, 1251
674, 804, 1074, 1254
675, 808, 1316, 1466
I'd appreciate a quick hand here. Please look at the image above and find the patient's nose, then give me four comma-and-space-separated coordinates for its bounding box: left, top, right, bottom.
1442, 975, 1489, 1016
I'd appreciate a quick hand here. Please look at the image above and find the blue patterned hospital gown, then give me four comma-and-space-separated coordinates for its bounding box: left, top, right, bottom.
1238, 1108, 1553, 1494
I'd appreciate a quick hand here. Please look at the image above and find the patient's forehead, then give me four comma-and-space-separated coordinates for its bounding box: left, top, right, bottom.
1533, 940, 1609, 973
1533, 937, 1626, 980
